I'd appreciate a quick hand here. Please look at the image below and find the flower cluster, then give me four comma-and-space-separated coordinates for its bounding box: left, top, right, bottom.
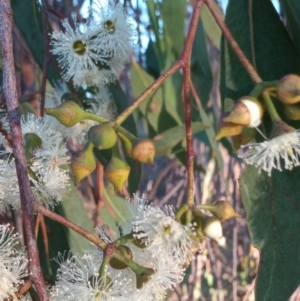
51, 1, 136, 87
0, 224, 28, 300
50, 195, 201, 300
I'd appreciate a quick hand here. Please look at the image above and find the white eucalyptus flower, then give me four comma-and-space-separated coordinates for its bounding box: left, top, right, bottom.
21, 114, 62, 149
127, 195, 201, 264
0, 157, 19, 211
50, 252, 132, 301
51, 18, 111, 86
85, 84, 117, 120
30, 168, 69, 209
0, 224, 28, 300
72, 67, 115, 87
21, 114, 70, 208
238, 131, 300, 176
91, 2, 136, 74
127, 243, 184, 301
33, 138, 70, 172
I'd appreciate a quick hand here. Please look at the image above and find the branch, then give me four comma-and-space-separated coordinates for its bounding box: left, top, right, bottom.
0, 1, 48, 300
205, 0, 262, 85
33, 201, 108, 250
180, 0, 205, 206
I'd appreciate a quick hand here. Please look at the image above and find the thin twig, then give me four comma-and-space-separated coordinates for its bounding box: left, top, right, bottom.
0, 1, 48, 299
114, 62, 182, 125
33, 201, 108, 250
35, 213, 51, 275
205, 0, 262, 85
40, 0, 51, 117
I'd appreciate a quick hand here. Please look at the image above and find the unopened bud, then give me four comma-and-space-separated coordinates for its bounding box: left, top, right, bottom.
131, 139, 155, 165
223, 96, 263, 127
104, 146, 130, 192
24, 133, 42, 151
283, 102, 300, 120
71, 142, 96, 185
202, 216, 223, 241
88, 123, 118, 150
277, 74, 300, 104
45, 101, 87, 127
215, 120, 243, 140
197, 200, 241, 221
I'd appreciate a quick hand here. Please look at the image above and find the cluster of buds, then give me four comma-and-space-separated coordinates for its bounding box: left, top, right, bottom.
45, 101, 156, 191
219, 74, 300, 175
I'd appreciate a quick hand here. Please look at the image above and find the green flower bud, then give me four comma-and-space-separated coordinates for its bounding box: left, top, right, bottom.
88, 123, 118, 150
277, 74, 300, 104
197, 200, 241, 221
104, 146, 130, 192
223, 96, 263, 127
71, 142, 96, 185
24, 133, 43, 151
45, 101, 87, 127
131, 139, 155, 165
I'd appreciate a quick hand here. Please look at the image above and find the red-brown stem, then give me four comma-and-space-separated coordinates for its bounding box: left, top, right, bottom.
35, 213, 51, 274
180, 0, 205, 206
40, 0, 51, 117
0, 1, 48, 299
205, 0, 262, 85
33, 201, 108, 250
114, 62, 182, 125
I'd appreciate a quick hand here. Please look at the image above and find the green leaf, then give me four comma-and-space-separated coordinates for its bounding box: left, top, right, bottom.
11, 0, 61, 85
102, 185, 132, 226
107, 81, 142, 194
145, 41, 161, 78
153, 122, 208, 156
146, 0, 164, 66
240, 166, 300, 301
201, 5, 222, 49
161, 0, 186, 56
220, 0, 300, 105
58, 186, 96, 256
279, 0, 300, 57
